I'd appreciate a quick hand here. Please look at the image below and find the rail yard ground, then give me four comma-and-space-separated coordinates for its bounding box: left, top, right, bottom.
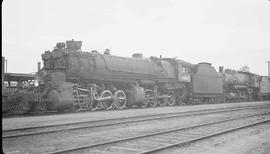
3, 101, 270, 154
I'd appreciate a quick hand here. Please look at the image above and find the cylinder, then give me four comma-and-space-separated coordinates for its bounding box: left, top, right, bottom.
46, 82, 73, 111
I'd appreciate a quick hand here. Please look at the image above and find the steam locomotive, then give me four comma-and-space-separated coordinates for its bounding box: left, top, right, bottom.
4, 40, 270, 114
221, 69, 270, 102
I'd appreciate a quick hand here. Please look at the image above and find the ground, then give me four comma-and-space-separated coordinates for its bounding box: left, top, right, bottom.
160, 121, 270, 154
3, 101, 270, 154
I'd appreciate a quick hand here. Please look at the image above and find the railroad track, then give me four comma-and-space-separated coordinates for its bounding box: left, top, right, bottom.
48, 113, 270, 154
2, 102, 224, 118
2, 105, 270, 139
3, 101, 267, 118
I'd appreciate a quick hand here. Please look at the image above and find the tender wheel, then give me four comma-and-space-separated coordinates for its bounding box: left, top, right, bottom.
100, 90, 113, 110
167, 91, 176, 106
114, 90, 127, 109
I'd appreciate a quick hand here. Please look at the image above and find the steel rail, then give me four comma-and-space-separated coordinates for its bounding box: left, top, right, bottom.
46, 112, 270, 154
3, 101, 268, 119
139, 119, 270, 154
3, 105, 269, 139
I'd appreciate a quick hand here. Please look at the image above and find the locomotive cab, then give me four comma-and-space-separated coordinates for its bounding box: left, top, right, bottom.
161, 58, 193, 103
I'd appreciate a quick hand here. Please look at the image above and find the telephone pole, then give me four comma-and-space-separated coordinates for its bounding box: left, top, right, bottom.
2, 57, 4, 92
267, 61, 270, 77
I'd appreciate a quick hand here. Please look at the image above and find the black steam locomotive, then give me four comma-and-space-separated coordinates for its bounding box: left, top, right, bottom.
4, 40, 270, 114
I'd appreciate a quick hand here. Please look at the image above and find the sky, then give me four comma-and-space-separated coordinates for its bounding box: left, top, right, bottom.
2, 0, 270, 75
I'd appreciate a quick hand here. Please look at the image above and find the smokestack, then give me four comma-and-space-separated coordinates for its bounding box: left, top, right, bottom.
38, 62, 41, 72
219, 66, 224, 73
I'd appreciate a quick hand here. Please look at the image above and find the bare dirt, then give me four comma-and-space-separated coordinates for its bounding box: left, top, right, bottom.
158, 122, 270, 154
3, 101, 270, 154
3, 101, 270, 130
3, 108, 269, 154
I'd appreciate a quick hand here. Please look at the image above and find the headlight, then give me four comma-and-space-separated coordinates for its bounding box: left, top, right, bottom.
34, 80, 39, 87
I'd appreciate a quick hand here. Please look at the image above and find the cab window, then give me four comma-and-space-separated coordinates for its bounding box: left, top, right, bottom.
182, 66, 191, 73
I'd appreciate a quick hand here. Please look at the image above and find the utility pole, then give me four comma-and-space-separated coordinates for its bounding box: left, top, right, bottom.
267, 61, 270, 77
2, 57, 4, 92
5, 59, 7, 73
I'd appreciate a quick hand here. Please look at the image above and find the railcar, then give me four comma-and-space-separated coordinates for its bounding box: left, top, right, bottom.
37, 40, 226, 112
222, 69, 250, 102
258, 76, 270, 100
238, 71, 261, 101
219, 69, 270, 102
37, 40, 188, 112
37, 40, 224, 112
190, 63, 224, 103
